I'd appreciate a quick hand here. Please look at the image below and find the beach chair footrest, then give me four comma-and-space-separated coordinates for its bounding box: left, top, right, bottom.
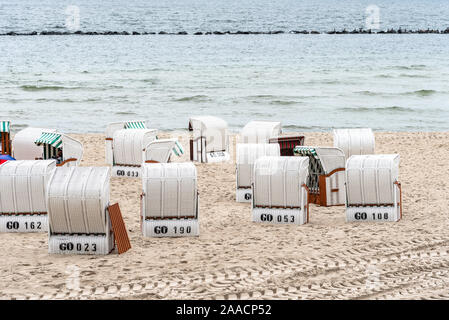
0, 214, 48, 233
142, 219, 199, 237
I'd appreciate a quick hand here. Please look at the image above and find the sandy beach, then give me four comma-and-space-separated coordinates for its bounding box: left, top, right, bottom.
1, 131, 449, 300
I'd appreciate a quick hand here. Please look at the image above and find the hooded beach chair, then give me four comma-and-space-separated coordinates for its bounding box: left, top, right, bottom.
141, 162, 199, 237
345, 154, 402, 222
12, 127, 83, 167
252, 156, 310, 225
188, 116, 230, 163
0, 120, 11, 156
105, 121, 157, 177
143, 139, 184, 164
0, 160, 55, 232
293, 146, 346, 207
240, 120, 282, 144
235, 143, 280, 202
47, 166, 131, 255
333, 128, 375, 159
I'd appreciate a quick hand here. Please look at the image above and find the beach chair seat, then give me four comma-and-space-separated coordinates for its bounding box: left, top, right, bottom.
235, 143, 280, 202
269, 135, 305, 156
252, 156, 310, 225
105, 120, 157, 178
240, 120, 281, 144
345, 154, 402, 222
0, 120, 11, 156
143, 139, 184, 164
47, 166, 131, 254
0, 160, 55, 232
293, 146, 346, 206
333, 128, 375, 159
188, 116, 230, 163
141, 162, 199, 237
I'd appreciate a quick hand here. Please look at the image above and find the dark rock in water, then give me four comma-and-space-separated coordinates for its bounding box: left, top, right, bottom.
205, 31, 212, 35
159, 31, 167, 35
444, 28, 449, 33
235, 30, 250, 34
194, 32, 203, 35
327, 29, 336, 34
213, 31, 224, 35
132, 31, 140, 35
121, 31, 129, 35
6, 31, 17, 36
269, 30, 284, 34
350, 29, 359, 34
310, 31, 320, 34
74, 30, 83, 35
290, 30, 308, 34
178, 31, 188, 35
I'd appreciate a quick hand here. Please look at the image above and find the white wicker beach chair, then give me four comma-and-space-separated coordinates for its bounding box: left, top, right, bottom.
0, 160, 55, 232
293, 146, 346, 207
105, 121, 157, 178
333, 128, 375, 159
47, 166, 131, 254
240, 120, 281, 144
141, 162, 199, 237
0, 120, 11, 156
345, 154, 402, 222
252, 156, 310, 225
235, 143, 280, 202
12, 128, 82, 167
188, 116, 230, 163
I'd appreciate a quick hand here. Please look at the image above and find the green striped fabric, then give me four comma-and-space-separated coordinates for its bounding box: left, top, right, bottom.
125, 121, 146, 129
0, 121, 10, 133
35, 132, 63, 148
293, 146, 319, 158
172, 141, 184, 157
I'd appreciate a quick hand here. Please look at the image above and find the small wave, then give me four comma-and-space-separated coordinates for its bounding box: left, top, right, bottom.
407, 89, 436, 96
394, 65, 427, 70
354, 90, 380, 96
20, 85, 70, 91
269, 100, 302, 105
174, 95, 210, 102
115, 111, 137, 115
340, 106, 414, 113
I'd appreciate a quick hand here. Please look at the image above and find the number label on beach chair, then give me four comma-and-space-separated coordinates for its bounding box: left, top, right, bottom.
49, 235, 113, 255
346, 206, 400, 222
143, 219, 199, 237
0, 215, 48, 233
112, 166, 140, 178
252, 208, 306, 225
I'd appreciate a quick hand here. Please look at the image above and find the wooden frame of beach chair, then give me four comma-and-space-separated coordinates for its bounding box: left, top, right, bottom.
105, 121, 157, 178
345, 154, 402, 222
188, 116, 230, 163
0, 121, 11, 156
235, 143, 280, 203
293, 146, 346, 207
269, 135, 305, 156
251, 156, 310, 225
333, 128, 375, 159
141, 162, 199, 237
0, 160, 56, 233
143, 138, 184, 164
47, 166, 131, 255
240, 120, 282, 144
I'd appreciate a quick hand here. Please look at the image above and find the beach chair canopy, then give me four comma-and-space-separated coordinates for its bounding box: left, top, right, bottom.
12, 127, 56, 160
0, 121, 10, 133
105, 120, 150, 139
236, 143, 280, 188
253, 156, 309, 208
48, 166, 110, 235
112, 128, 157, 166
0, 160, 56, 214
142, 162, 198, 219
346, 154, 400, 206
240, 121, 282, 144
188, 116, 228, 153
34, 131, 83, 166
333, 128, 375, 159
143, 139, 184, 163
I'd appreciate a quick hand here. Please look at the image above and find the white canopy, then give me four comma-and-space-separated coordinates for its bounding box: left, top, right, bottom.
333, 128, 375, 159
188, 116, 228, 153
240, 121, 282, 144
